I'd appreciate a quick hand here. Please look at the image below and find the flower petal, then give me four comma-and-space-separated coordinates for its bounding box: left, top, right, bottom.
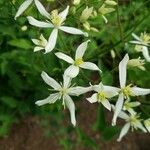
45, 28, 58, 53
86, 93, 98, 103
64, 94, 76, 126
131, 87, 150, 96
80, 62, 100, 71
142, 46, 150, 62
35, 93, 60, 106
112, 93, 124, 126
69, 86, 92, 96
132, 33, 142, 42
32, 39, 40, 45
55, 52, 74, 64
64, 65, 79, 78
101, 99, 111, 111
75, 40, 90, 59
136, 122, 147, 132
117, 123, 130, 142
15, 0, 33, 20
63, 74, 72, 88
104, 86, 120, 98
59, 26, 88, 37
119, 54, 129, 88
59, 5, 69, 22
34, 46, 44, 52
41, 71, 61, 90
27, 16, 53, 28
34, 0, 50, 19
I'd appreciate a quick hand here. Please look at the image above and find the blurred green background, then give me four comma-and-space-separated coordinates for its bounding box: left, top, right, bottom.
0, 0, 150, 149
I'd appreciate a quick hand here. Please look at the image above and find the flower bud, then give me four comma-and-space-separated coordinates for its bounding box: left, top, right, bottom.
73, 0, 81, 5
105, 0, 117, 6
21, 25, 27, 31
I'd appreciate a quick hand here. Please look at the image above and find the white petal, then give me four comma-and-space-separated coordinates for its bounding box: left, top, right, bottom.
27, 16, 53, 28
102, 15, 108, 23
136, 122, 147, 132
101, 99, 111, 111
86, 93, 98, 103
117, 123, 130, 142
41, 71, 61, 90
69, 86, 92, 96
35, 93, 60, 106
55, 52, 74, 64
64, 65, 79, 78
32, 39, 40, 45
129, 41, 143, 45
34, 46, 44, 52
75, 40, 90, 59
63, 74, 72, 88
119, 54, 129, 88
132, 33, 142, 42
112, 93, 124, 126
142, 46, 150, 62
131, 87, 150, 96
59, 5, 69, 22
104, 86, 120, 98
64, 94, 76, 126
45, 29, 58, 53
80, 62, 100, 71
128, 102, 141, 107
34, 0, 50, 19
92, 83, 103, 92
59, 26, 88, 37
15, 0, 33, 19
118, 110, 129, 120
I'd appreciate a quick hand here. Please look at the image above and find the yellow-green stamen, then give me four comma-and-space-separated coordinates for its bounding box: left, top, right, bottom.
97, 91, 107, 102
50, 10, 62, 27
74, 58, 84, 66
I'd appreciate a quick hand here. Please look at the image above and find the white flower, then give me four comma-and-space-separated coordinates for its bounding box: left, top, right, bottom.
144, 118, 150, 132
31, 34, 47, 52
116, 110, 147, 142
87, 82, 119, 111
112, 54, 150, 126
130, 32, 150, 62
55, 40, 100, 78
15, 0, 50, 20
35, 71, 92, 126
27, 6, 88, 53
123, 99, 140, 115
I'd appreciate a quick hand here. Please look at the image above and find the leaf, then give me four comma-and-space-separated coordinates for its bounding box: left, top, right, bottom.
1, 96, 18, 108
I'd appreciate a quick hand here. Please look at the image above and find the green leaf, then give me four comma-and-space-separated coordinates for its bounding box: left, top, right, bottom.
1, 96, 18, 108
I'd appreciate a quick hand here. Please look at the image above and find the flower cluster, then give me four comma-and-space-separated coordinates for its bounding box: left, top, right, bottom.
15, 0, 150, 142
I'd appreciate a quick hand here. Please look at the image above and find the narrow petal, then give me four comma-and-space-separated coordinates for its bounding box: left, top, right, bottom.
41, 71, 61, 90
63, 74, 72, 88
118, 110, 129, 120
86, 93, 98, 103
59, 26, 88, 37
15, 0, 33, 19
80, 62, 100, 71
104, 86, 120, 98
69, 86, 92, 96
64, 94, 76, 126
129, 41, 143, 45
112, 93, 124, 126
136, 122, 147, 132
75, 40, 90, 59
34, 0, 50, 19
117, 123, 130, 142
92, 83, 104, 92
34, 46, 44, 52
131, 87, 150, 96
35, 93, 60, 106
132, 33, 142, 42
101, 99, 111, 111
45, 29, 58, 53
55, 52, 74, 64
59, 5, 69, 22
32, 39, 40, 45
27, 16, 53, 28
119, 54, 129, 88
64, 65, 79, 78
142, 46, 150, 62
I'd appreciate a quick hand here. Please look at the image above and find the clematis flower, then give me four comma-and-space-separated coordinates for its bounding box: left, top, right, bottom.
55, 40, 100, 78
31, 34, 47, 52
35, 71, 92, 126
130, 32, 150, 62
112, 54, 150, 126
27, 6, 88, 53
116, 110, 147, 142
15, 0, 50, 20
86, 82, 119, 111
144, 118, 150, 132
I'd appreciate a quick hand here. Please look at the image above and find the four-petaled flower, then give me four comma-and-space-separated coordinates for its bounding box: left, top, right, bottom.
87, 82, 119, 111
35, 71, 92, 126
27, 6, 88, 53
112, 54, 150, 126
55, 40, 100, 78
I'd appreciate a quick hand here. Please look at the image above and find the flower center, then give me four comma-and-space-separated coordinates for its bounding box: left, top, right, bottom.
60, 88, 68, 95
129, 114, 140, 127
50, 10, 62, 27
121, 85, 133, 98
140, 32, 150, 44
97, 91, 106, 102
74, 58, 84, 66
